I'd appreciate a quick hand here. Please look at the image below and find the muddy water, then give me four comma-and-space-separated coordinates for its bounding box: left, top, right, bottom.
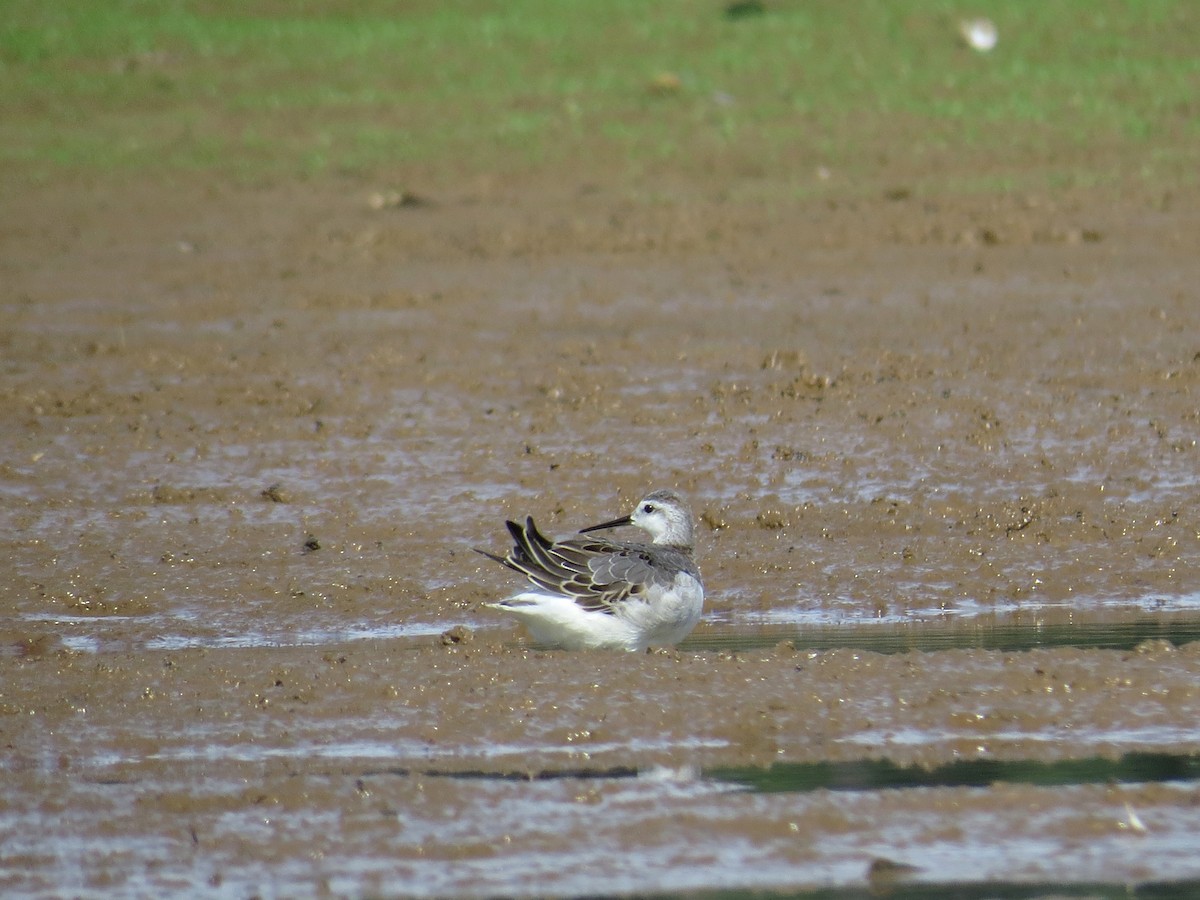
2, 181, 1200, 895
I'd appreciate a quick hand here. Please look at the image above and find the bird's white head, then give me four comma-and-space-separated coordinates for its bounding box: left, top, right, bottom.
581, 488, 695, 550
630, 489, 695, 548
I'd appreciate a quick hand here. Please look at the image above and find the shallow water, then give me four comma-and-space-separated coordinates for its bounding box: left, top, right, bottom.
13, 597, 1200, 659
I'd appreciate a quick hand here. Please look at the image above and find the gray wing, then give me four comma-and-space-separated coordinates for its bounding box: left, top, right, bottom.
476, 517, 686, 613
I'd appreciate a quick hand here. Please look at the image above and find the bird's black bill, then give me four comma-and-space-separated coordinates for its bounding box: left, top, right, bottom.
579, 514, 632, 534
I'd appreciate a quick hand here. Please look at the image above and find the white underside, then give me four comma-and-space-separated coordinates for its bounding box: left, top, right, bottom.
487, 573, 704, 651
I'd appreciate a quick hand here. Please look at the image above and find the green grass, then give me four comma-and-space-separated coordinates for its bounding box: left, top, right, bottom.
2, 0, 1198, 194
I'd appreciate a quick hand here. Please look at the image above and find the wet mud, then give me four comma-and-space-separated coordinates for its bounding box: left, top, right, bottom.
2, 176, 1200, 895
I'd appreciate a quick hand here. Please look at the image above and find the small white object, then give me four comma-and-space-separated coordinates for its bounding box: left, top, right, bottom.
960, 18, 998, 52
1122, 801, 1148, 834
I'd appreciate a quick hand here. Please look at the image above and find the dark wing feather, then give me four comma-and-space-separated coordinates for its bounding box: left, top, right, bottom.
512, 517, 556, 571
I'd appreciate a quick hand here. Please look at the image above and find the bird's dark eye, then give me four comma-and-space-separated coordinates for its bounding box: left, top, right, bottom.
642, 503, 655, 514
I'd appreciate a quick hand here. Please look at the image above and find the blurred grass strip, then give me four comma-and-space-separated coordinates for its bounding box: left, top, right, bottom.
2, 1, 1197, 193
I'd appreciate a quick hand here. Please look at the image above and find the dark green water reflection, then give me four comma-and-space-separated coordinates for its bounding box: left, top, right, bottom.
693, 878, 1200, 900
708, 751, 1200, 794
681, 618, 1200, 654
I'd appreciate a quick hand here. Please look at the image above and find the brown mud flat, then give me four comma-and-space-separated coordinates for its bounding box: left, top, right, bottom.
2, 175, 1200, 895
4, 637, 1200, 895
